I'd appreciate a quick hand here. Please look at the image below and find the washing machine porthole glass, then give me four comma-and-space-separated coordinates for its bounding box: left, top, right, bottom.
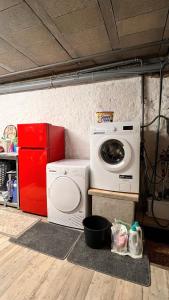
100, 139, 125, 165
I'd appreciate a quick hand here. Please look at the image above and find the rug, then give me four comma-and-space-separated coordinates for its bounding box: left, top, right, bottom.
67, 233, 151, 286
11, 221, 81, 260
0, 208, 40, 237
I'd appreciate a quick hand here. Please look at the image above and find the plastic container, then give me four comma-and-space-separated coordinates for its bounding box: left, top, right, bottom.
111, 221, 128, 254
12, 179, 17, 203
7, 176, 13, 199
9, 142, 14, 152
128, 222, 143, 258
83, 215, 111, 249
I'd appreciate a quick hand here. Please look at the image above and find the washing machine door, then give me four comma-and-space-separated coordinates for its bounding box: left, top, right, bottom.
98, 137, 132, 172
50, 176, 81, 212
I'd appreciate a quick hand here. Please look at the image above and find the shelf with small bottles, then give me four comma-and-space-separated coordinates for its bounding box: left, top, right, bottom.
0, 153, 19, 208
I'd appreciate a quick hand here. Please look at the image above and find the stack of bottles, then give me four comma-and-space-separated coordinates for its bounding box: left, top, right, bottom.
111, 220, 143, 259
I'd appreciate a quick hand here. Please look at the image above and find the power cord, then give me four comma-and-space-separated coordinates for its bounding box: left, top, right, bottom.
141, 61, 169, 228
151, 66, 169, 228
141, 115, 169, 128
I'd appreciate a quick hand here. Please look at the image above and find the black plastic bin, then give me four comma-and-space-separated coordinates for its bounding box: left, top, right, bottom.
83, 215, 111, 249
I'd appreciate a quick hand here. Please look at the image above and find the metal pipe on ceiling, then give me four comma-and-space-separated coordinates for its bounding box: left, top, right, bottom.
0, 58, 140, 82
0, 37, 168, 82
0, 78, 52, 94
76, 58, 142, 74
0, 60, 166, 95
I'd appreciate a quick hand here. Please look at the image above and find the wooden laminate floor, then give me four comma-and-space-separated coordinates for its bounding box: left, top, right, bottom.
0, 209, 168, 299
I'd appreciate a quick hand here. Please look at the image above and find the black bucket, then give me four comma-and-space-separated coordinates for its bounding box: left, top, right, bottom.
83, 215, 111, 249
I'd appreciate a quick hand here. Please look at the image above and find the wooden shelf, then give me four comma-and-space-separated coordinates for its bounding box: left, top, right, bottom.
0, 199, 18, 208
0, 154, 19, 208
0, 152, 18, 160
88, 188, 139, 202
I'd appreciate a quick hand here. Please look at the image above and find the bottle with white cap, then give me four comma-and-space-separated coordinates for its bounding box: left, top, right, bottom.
128, 222, 143, 258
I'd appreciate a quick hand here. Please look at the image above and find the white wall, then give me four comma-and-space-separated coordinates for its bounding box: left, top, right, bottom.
0, 76, 168, 158
0, 77, 141, 158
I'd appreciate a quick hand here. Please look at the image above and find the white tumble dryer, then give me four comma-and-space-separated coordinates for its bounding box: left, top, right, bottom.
47, 159, 90, 229
90, 122, 140, 193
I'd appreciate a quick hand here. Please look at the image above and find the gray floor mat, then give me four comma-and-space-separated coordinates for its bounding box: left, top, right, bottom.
67, 234, 151, 286
10, 221, 81, 260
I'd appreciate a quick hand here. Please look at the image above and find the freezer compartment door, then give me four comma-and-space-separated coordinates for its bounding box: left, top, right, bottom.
18, 123, 49, 148
19, 149, 48, 216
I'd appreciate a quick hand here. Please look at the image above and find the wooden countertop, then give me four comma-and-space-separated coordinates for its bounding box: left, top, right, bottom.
88, 188, 139, 202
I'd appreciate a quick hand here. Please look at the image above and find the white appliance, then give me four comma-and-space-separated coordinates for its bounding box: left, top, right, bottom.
47, 159, 90, 229
90, 122, 140, 193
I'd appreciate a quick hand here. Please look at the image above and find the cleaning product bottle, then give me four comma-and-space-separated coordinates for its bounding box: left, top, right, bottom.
129, 223, 143, 258
135, 221, 143, 254
12, 179, 17, 203
6, 173, 13, 200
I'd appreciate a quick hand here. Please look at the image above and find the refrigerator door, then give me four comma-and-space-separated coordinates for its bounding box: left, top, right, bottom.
19, 149, 48, 216
18, 123, 49, 148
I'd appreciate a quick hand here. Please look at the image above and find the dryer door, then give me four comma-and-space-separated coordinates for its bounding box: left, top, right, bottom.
50, 176, 81, 212
98, 138, 132, 172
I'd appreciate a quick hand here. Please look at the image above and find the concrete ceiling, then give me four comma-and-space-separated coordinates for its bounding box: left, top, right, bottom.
0, 0, 169, 83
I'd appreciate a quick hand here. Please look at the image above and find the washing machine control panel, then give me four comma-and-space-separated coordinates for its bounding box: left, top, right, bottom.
105, 127, 117, 133
48, 168, 84, 177
91, 122, 140, 135
93, 127, 117, 135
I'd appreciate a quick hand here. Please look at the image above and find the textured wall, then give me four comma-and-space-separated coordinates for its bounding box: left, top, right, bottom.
0, 77, 141, 158
144, 77, 169, 157
0, 76, 168, 158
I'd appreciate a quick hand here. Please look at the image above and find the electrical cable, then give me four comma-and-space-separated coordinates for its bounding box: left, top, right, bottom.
141, 75, 145, 142
150, 63, 169, 228
140, 59, 169, 228
141, 115, 169, 128
143, 145, 164, 180
139, 75, 146, 225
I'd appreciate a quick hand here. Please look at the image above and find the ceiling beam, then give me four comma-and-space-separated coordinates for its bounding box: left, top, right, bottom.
97, 0, 119, 49
0, 38, 169, 84
24, 0, 79, 59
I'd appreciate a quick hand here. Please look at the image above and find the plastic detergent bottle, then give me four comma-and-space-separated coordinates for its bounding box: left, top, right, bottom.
12, 179, 17, 203
7, 175, 13, 199
129, 223, 143, 258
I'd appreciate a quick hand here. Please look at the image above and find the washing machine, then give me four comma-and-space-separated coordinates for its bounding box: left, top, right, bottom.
90, 122, 140, 193
47, 159, 90, 229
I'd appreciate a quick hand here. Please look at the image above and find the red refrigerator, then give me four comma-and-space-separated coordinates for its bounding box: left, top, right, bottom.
18, 123, 65, 216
